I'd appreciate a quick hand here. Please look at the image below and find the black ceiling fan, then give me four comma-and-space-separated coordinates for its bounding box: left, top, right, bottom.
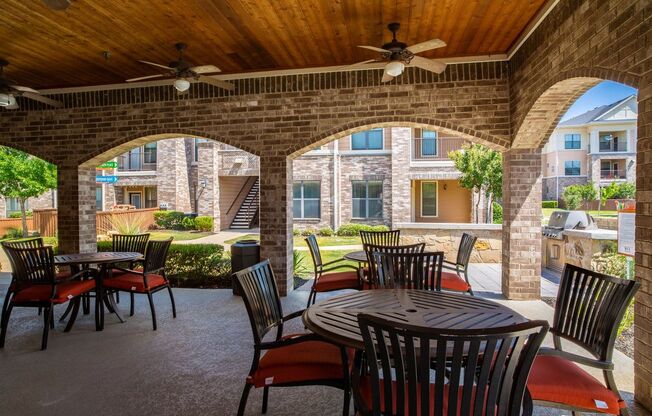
344, 22, 447, 82
0, 60, 63, 110
127, 43, 234, 93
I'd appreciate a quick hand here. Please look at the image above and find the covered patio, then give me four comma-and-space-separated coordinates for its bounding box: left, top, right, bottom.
0, 0, 650, 414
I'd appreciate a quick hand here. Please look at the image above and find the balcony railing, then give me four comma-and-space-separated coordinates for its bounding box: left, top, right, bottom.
600, 169, 627, 180
117, 153, 157, 172
412, 137, 467, 161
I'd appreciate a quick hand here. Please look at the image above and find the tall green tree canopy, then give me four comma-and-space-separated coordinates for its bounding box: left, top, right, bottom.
448, 143, 503, 223
0, 147, 57, 236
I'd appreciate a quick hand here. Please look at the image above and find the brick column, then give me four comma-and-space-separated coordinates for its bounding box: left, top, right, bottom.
57, 166, 97, 254
259, 155, 293, 295
501, 148, 541, 300
635, 81, 652, 410
197, 141, 220, 231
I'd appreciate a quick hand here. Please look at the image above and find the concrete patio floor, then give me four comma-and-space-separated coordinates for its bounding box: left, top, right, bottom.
0, 270, 647, 416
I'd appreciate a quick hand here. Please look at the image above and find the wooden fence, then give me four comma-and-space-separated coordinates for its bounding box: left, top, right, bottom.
0, 217, 34, 237
30, 208, 158, 237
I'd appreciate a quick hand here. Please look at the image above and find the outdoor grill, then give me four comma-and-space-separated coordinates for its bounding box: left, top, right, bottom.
542, 210, 597, 240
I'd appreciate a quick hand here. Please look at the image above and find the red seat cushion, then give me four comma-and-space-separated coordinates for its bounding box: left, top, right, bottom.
314, 271, 359, 292
528, 355, 625, 414
55, 271, 72, 280
357, 376, 488, 415
440, 271, 471, 292
103, 272, 167, 292
248, 337, 350, 388
12, 280, 96, 304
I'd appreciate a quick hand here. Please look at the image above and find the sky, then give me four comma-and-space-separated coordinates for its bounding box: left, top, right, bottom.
560, 81, 638, 121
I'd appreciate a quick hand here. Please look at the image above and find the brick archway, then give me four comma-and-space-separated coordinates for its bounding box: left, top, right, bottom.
288, 116, 509, 158
511, 68, 641, 150
0, 141, 58, 165
80, 130, 260, 168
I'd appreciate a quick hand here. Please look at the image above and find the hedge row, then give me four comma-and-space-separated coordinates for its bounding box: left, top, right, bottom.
153, 211, 214, 232
293, 223, 390, 237
98, 241, 230, 288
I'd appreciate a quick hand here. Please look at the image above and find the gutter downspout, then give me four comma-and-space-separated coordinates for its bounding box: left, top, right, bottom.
333, 143, 340, 231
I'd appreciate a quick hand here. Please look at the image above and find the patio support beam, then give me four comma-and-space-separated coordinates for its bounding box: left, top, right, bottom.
635, 75, 652, 409
57, 165, 97, 254
259, 155, 293, 295
501, 148, 542, 300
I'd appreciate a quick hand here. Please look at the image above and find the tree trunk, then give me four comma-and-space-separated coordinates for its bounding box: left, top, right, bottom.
19, 198, 28, 238
474, 188, 481, 224
486, 193, 493, 224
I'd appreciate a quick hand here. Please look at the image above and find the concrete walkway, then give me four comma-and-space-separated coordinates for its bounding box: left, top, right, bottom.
0, 271, 646, 416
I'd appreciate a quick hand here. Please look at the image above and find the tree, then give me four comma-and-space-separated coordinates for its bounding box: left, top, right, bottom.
448, 143, 502, 223
0, 147, 57, 237
562, 183, 597, 210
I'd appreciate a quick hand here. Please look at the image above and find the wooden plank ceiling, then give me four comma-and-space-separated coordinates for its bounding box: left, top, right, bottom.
0, 0, 548, 89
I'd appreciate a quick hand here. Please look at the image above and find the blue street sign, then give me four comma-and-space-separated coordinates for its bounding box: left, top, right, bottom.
96, 175, 118, 184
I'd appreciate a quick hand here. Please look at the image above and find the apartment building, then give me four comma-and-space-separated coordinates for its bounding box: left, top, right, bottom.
1, 127, 479, 229
541, 95, 637, 202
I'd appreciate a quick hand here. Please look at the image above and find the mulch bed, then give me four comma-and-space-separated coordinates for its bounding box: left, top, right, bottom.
541, 297, 633, 358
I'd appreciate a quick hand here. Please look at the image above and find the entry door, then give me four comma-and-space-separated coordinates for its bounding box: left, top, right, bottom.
129, 192, 142, 209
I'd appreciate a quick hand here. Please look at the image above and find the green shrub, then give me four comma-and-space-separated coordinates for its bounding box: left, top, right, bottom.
3, 228, 22, 239
563, 183, 597, 209
8, 211, 32, 218
318, 227, 334, 237
194, 216, 214, 232
181, 217, 196, 230
492, 202, 503, 224
300, 227, 318, 237
292, 228, 301, 236
98, 241, 231, 288
601, 182, 636, 202
293, 250, 310, 277
336, 223, 389, 236
542, 201, 558, 209
153, 210, 186, 230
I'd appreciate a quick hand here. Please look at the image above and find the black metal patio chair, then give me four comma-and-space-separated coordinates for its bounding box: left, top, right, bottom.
360, 229, 401, 247
110, 233, 150, 303
234, 260, 352, 416
371, 251, 444, 290
527, 263, 640, 415
441, 232, 477, 295
363, 243, 425, 289
354, 313, 549, 416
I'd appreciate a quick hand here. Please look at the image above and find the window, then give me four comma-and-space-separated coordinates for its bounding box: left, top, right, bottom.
564, 134, 581, 149
96, 187, 103, 211
351, 129, 383, 150
599, 134, 613, 152
194, 138, 207, 162
293, 181, 320, 219
143, 143, 157, 164
145, 187, 157, 208
352, 181, 383, 218
421, 182, 438, 217
564, 160, 581, 176
5, 197, 26, 215
421, 130, 437, 156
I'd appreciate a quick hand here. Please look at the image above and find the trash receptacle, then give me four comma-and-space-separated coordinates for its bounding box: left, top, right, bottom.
230, 239, 260, 295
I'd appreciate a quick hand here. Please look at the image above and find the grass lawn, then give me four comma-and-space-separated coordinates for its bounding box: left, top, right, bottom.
294, 249, 360, 279
542, 208, 618, 222
148, 230, 213, 241
224, 234, 362, 247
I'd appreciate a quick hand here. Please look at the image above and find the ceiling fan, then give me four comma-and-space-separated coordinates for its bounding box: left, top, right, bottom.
0, 60, 63, 110
127, 43, 234, 93
345, 22, 447, 82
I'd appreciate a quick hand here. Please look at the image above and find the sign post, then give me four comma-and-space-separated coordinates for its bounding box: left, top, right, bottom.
617, 207, 635, 279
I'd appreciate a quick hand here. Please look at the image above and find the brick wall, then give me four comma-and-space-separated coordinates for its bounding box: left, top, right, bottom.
292, 154, 334, 230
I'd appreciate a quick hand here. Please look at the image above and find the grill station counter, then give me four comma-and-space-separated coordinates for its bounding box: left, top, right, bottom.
543, 210, 600, 272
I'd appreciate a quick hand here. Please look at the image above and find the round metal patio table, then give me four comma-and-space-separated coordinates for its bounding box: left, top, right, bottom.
343, 250, 367, 263
55, 252, 142, 331
303, 289, 526, 349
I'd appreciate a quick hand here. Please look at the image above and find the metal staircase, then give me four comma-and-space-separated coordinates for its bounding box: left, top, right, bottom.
230, 177, 259, 229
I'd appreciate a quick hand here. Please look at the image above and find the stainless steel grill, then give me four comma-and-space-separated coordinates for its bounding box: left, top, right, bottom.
542, 210, 597, 240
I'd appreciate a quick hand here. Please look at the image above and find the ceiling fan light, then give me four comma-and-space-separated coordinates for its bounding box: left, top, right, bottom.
0, 93, 12, 106
385, 61, 405, 77
173, 78, 191, 92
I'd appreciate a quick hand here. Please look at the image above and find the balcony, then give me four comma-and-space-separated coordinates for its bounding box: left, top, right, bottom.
219, 150, 259, 176
411, 137, 467, 162
600, 169, 627, 180
598, 133, 628, 153
117, 152, 157, 172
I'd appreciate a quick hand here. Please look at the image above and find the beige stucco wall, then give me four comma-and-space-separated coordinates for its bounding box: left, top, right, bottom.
413, 179, 471, 223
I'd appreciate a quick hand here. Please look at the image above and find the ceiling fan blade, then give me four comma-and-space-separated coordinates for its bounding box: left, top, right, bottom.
339, 59, 380, 70
4, 103, 19, 110
126, 74, 165, 82
191, 65, 221, 74
10, 85, 39, 94
22, 92, 63, 108
407, 38, 446, 54
409, 56, 447, 74
358, 45, 390, 53
138, 60, 175, 71
381, 72, 395, 83
198, 75, 235, 91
